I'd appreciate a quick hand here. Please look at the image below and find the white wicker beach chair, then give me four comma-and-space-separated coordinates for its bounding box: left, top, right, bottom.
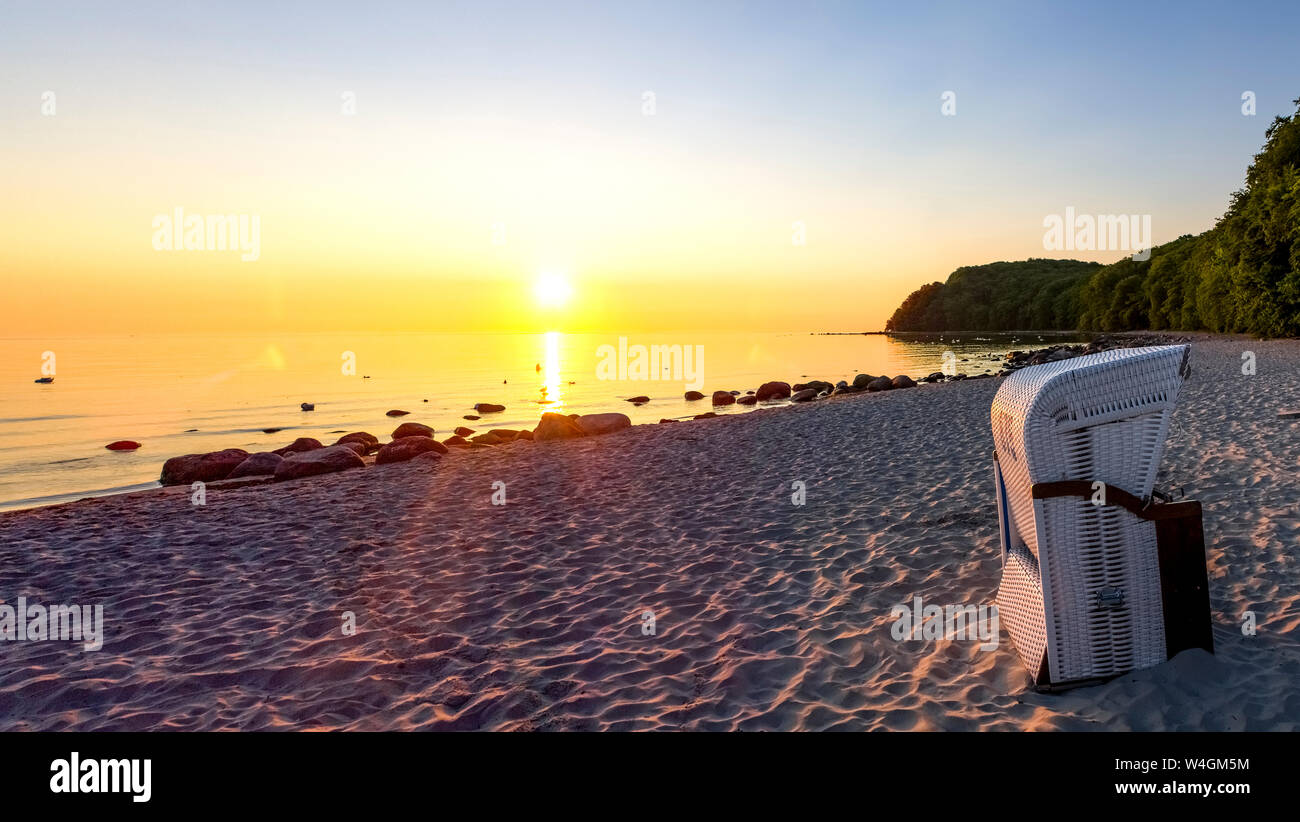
991, 345, 1210, 690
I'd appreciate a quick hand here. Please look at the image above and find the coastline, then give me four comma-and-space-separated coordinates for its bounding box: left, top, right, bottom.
1, 335, 1298, 730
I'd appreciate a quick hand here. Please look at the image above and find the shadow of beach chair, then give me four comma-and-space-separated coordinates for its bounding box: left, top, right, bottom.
991, 345, 1213, 691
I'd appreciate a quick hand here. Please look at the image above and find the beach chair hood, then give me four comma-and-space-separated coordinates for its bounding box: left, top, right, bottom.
991, 345, 1193, 687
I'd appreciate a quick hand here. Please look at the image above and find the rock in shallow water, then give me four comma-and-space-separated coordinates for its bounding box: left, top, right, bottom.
712, 390, 736, 406
335, 432, 379, 453
755, 381, 791, 401
105, 440, 141, 451
391, 422, 433, 440
273, 437, 323, 456
684, 391, 705, 401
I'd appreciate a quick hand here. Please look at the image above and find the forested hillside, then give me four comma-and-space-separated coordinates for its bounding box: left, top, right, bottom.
887, 97, 1300, 336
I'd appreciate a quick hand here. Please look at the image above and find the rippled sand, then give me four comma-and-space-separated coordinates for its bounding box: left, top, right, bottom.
1, 337, 1298, 731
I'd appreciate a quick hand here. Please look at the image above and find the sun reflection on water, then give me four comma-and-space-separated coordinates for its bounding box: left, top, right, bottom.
541, 331, 563, 413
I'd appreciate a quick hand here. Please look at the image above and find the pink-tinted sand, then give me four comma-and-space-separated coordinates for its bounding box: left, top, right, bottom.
1, 337, 1298, 730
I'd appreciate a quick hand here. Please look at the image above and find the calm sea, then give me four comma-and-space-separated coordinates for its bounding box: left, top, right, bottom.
0, 331, 1086, 511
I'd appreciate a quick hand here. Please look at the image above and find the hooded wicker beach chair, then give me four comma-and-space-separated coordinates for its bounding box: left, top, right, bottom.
991, 345, 1212, 690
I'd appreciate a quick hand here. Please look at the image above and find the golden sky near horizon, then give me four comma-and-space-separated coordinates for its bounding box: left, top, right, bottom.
1, 117, 1027, 336
1, 3, 1274, 338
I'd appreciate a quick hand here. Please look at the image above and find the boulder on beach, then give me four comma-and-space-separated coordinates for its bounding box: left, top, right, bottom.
736, 395, 758, 405
488, 429, 521, 440
853, 374, 875, 391
229, 451, 283, 478
576, 413, 632, 436
340, 441, 368, 456
273, 437, 323, 456
105, 440, 141, 451
626, 396, 650, 403
534, 412, 585, 441
441, 435, 470, 448
386, 409, 410, 417
474, 403, 506, 413
924, 372, 946, 383
755, 381, 791, 401
514, 430, 533, 441
454, 426, 475, 437
160, 448, 250, 486
376, 436, 448, 464
891, 375, 917, 389
693, 412, 717, 419
275, 445, 364, 480
391, 422, 434, 440
712, 391, 736, 406
789, 388, 817, 403
793, 380, 834, 395
659, 418, 679, 424
335, 432, 379, 453
867, 376, 894, 392
471, 432, 506, 445
684, 391, 705, 401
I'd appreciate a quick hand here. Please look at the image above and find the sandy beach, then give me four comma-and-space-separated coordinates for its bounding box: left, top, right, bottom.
1, 336, 1297, 731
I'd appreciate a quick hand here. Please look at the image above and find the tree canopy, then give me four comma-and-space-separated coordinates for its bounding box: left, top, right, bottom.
887, 97, 1300, 337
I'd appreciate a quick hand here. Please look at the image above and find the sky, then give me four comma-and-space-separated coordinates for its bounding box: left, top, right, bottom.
2, 0, 1299, 335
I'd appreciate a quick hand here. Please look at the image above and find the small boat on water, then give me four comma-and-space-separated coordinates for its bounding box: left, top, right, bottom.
34, 377, 54, 383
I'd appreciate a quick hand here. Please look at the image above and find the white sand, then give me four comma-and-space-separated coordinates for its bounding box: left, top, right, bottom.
1, 336, 1297, 730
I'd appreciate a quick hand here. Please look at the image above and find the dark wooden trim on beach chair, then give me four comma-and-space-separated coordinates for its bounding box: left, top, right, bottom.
1021, 479, 1214, 691
1153, 504, 1215, 659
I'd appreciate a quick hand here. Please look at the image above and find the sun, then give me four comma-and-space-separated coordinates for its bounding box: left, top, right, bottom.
533, 272, 573, 308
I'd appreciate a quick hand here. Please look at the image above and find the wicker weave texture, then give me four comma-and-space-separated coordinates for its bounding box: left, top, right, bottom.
991, 345, 1189, 683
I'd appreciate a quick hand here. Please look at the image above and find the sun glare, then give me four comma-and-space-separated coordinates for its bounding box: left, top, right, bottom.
533, 272, 573, 308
